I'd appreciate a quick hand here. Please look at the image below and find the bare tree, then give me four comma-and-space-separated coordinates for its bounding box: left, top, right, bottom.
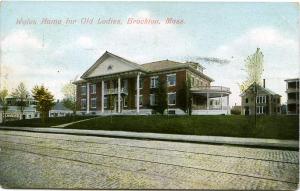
62, 81, 76, 115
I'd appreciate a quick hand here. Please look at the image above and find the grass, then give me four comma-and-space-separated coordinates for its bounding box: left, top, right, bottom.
2, 116, 96, 127
63, 115, 299, 140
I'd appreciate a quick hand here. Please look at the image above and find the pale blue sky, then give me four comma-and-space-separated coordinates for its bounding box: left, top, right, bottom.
0, 2, 299, 105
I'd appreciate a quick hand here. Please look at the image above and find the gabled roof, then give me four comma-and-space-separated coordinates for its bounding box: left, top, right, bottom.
240, 82, 281, 97
81, 51, 147, 79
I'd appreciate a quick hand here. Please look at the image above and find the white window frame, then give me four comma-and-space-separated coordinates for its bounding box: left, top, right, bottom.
90, 84, 96, 94
168, 92, 176, 106
256, 106, 265, 114
150, 76, 159, 88
167, 73, 176, 87
81, 98, 86, 109
135, 95, 143, 107
104, 96, 108, 109
150, 94, 157, 106
81, 85, 86, 95
256, 96, 266, 104
91, 98, 97, 108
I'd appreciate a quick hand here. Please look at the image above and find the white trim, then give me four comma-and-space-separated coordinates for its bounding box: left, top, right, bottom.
150, 94, 157, 106
167, 73, 176, 87
150, 76, 159, 88
168, 92, 176, 106
81, 98, 87, 109
135, 94, 143, 107
81, 85, 87, 95
90, 84, 96, 94
91, 98, 97, 108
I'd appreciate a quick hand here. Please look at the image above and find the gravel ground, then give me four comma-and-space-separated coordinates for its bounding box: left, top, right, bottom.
0, 130, 298, 189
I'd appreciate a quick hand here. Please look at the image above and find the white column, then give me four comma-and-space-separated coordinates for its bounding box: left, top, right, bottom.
86, 82, 90, 114
118, 77, 121, 113
227, 95, 230, 114
206, 92, 209, 110
220, 94, 223, 110
136, 72, 140, 113
101, 80, 104, 113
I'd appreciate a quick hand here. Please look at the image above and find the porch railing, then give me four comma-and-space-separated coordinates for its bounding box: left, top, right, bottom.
193, 86, 230, 92
104, 88, 128, 95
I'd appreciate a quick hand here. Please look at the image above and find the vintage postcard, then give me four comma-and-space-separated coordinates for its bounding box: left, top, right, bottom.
0, 1, 299, 190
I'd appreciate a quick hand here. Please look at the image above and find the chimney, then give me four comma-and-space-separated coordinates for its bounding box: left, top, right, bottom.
263, 79, 265, 88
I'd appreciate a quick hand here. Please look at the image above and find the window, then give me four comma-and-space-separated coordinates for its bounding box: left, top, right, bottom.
168, 92, 176, 105
135, 78, 143, 90
104, 81, 108, 90
104, 96, 108, 109
245, 98, 248, 103
81, 85, 86, 95
124, 96, 128, 107
150, 76, 159, 88
91, 98, 96, 108
167, 74, 176, 86
135, 95, 143, 106
122, 79, 128, 90
256, 106, 265, 114
90, 84, 96, 94
256, 96, 266, 103
81, 98, 87, 109
150, 94, 158, 106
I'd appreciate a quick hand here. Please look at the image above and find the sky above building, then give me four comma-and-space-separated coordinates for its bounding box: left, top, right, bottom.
0, 2, 299, 105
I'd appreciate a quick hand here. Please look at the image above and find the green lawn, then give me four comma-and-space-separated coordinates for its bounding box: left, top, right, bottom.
2, 116, 96, 127
64, 115, 299, 140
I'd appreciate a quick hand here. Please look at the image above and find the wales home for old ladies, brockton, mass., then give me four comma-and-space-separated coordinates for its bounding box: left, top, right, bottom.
74, 51, 231, 115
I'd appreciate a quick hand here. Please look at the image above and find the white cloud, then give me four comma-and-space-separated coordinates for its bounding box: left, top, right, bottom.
206, 26, 299, 105
1, 30, 43, 52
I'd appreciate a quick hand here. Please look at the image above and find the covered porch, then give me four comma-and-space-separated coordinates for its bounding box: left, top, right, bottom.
191, 86, 231, 115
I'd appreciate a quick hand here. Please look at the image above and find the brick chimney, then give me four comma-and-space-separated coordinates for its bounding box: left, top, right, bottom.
263, 79, 265, 88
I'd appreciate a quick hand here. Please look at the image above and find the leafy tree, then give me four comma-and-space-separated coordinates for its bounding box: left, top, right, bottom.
240, 48, 264, 92
11, 82, 29, 118
32, 85, 55, 123
0, 89, 9, 124
62, 81, 76, 114
154, 78, 168, 115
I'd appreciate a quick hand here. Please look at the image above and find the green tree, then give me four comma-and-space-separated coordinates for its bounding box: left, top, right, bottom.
62, 81, 76, 115
11, 82, 29, 118
32, 85, 55, 123
0, 89, 9, 124
155, 78, 168, 115
240, 48, 264, 92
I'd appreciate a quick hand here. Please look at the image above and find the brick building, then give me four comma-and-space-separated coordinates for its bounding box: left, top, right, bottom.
74, 51, 231, 115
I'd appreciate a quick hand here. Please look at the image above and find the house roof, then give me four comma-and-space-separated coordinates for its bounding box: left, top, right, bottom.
52, 102, 72, 111
77, 51, 213, 82
285, 78, 299, 82
240, 82, 281, 97
141, 59, 213, 81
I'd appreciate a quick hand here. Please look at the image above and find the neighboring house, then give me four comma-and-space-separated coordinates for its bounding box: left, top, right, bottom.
240, 80, 281, 115
49, 100, 73, 117
74, 51, 231, 115
0, 96, 40, 122
285, 78, 299, 115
